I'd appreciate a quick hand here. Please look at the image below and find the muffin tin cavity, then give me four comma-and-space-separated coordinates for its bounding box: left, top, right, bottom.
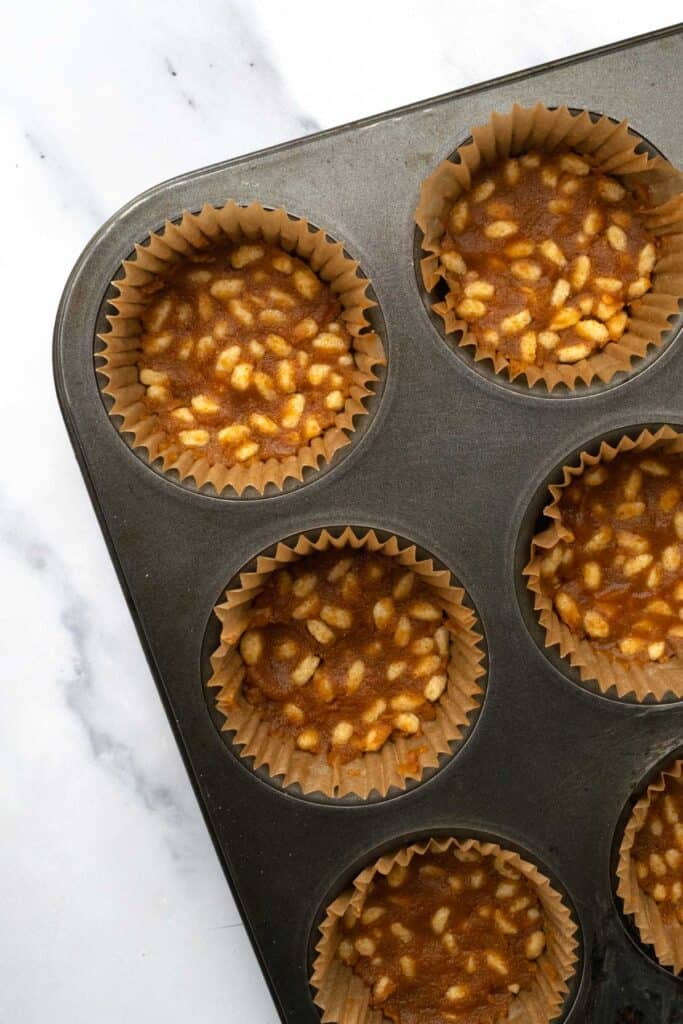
516, 422, 683, 705
612, 744, 683, 978
309, 829, 584, 1024
94, 205, 388, 500
414, 111, 683, 399
200, 526, 488, 804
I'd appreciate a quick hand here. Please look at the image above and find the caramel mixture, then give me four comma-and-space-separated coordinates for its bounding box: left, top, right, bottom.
440, 149, 657, 372
632, 772, 683, 924
138, 243, 356, 465
236, 551, 450, 762
538, 449, 683, 661
337, 847, 548, 1024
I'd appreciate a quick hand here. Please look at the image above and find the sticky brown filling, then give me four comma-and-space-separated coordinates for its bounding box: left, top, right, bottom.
440, 149, 657, 371
336, 847, 548, 1024
137, 242, 356, 465
538, 449, 683, 661
233, 550, 451, 763
632, 774, 683, 924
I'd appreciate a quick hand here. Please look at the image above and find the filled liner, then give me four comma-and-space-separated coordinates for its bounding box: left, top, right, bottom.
616, 758, 683, 974
98, 202, 385, 495
415, 103, 683, 391
525, 426, 683, 701
311, 836, 579, 1024
207, 528, 485, 799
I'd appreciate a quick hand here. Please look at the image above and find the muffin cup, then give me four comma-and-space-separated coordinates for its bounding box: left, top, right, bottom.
616, 758, 683, 974
524, 425, 683, 701
415, 103, 683, 391
311, 836, 579, 1024
207, 528, 485, 799
98, 202, 385, 496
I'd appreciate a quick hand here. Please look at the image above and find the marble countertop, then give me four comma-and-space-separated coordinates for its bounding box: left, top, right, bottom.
2, 3, 679, 1021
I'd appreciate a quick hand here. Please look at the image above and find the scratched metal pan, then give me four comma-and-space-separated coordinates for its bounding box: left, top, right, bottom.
54, 25, 683, 1023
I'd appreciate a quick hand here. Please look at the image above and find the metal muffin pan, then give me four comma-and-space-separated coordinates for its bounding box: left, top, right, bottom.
54, 25, 683, 1023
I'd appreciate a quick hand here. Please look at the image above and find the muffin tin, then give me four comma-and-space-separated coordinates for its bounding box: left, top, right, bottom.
54, 25, 683, 1023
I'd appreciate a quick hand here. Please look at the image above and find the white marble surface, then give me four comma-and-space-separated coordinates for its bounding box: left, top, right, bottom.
1, 3, 679, 1021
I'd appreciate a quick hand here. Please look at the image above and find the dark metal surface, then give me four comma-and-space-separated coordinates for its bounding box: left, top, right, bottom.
54, 25, 683, 1023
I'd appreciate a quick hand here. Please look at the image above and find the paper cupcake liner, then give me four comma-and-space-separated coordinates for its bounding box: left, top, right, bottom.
616, 758, 683, 974
524, 425, 683, 701
98, 202, 385, 496
207, 528, 485, 799
311, 836, 579, 1024
415, 103, 683, 391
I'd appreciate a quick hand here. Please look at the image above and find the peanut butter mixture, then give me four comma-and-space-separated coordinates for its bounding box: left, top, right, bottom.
538, 448, 683, 661
237, 551, 450, 762
632, 772, 683, 924
440, 149, 657, 372
137, 242, 356, 465
336, 847, 548, 1024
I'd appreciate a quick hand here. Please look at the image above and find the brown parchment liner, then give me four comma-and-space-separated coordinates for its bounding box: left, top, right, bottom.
207, 528, 485, 799
524, 426, 683, 701
616, 758, 683, 974
98, 202, 385, 496
415, 103, 683, 391
311, 836, 579, 1024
